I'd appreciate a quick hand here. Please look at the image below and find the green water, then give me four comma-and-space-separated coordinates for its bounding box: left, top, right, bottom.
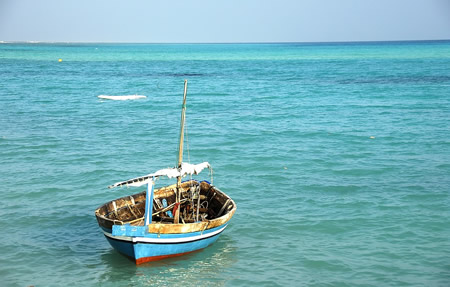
0, 41, 449, 286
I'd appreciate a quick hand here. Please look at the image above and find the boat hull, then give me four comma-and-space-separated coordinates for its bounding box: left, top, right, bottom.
102, 224, 227, 264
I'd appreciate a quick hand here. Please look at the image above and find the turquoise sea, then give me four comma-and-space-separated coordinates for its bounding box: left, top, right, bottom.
0, 41, 449, 286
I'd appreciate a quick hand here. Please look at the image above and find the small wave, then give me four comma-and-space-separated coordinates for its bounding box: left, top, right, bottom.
97, 95, 146, 101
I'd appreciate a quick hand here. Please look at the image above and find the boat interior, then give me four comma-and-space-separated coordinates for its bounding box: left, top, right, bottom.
95, 180, 234, 229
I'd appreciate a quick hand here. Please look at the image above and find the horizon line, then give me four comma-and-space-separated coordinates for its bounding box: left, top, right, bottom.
1, 39, 449, 45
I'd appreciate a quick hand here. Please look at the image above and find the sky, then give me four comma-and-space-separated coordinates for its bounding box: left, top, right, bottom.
0, 0, 449, 43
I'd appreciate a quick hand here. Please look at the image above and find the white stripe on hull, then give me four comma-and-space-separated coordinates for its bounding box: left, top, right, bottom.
103, 225, 227, 244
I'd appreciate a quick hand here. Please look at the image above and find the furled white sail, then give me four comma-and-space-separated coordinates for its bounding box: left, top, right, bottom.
108, 162, 211, 188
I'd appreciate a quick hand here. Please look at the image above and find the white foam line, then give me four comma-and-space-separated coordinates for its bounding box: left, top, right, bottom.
98, 95, 147, 101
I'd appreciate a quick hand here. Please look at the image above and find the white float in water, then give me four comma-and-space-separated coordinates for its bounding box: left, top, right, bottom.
98, 95, 146, 101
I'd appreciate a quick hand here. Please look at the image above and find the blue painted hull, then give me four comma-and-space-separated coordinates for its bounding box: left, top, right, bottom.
102, 224, 227, 264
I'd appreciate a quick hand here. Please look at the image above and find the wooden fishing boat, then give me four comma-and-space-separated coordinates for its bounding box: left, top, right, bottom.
95, 80, 236, 264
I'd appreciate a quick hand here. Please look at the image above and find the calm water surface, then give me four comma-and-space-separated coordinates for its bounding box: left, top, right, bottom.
0, 41, 449, 286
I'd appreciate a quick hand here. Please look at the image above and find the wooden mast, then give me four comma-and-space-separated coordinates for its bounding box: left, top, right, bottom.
174, 79, 188, 224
